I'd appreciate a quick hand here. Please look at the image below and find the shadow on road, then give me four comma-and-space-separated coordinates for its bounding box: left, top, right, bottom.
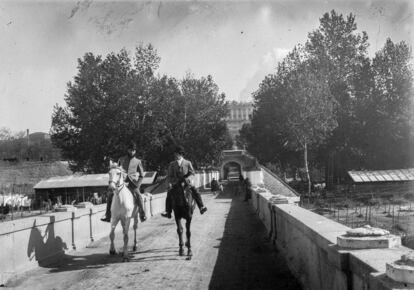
24, 246, 180, 276
208, 187, 301, 290
26, 220, 118, 273
27, 220, 68, 268
26, 220, 179, 274
47, 248, 180, 273
129, 247, 181, 263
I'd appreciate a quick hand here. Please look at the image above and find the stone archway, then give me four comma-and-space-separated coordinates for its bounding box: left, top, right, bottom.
219, 149, 263, 184
222, 161, 242, 181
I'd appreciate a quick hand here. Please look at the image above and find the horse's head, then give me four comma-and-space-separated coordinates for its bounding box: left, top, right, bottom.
108, 162, 126, 192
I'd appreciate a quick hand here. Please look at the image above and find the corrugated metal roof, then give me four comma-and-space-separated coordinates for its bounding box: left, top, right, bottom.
34, 172, 157, 189
348, 169, 414, 183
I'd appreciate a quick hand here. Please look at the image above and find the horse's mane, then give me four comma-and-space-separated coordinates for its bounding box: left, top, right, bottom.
109, 160, 124, 171
109, 163, 120, 169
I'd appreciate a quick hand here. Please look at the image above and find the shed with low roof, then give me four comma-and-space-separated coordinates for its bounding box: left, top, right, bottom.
33, 172, 157, 205
347, 169, 414, 198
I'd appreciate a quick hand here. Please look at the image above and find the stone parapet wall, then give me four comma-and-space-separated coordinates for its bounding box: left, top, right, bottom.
250, 186, 414, 290
0, 195, 169, 285
0, 204, 105, 284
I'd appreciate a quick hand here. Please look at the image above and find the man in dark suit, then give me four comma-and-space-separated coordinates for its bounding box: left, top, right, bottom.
161, 146, 207, 218
101, 141, 147, 222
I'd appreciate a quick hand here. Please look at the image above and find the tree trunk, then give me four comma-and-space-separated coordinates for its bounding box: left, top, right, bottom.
304, 142, 311, 195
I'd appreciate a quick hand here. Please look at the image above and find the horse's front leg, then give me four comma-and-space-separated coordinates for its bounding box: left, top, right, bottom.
185, 218, 192, 260
109, 219, 118, 255
176, 218, 184, 256
121, 217, 131, 262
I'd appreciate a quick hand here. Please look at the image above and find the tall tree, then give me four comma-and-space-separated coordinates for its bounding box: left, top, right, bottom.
242, 10, 414, 190
51, 45, 161, 172
0, 127, 12, 141
51, 44, 231, 172
305, 10, 370, 184
283, 59, 337, 194
361, 39, 413, 168
177, 74, 232, 167
240, 74, 294, 167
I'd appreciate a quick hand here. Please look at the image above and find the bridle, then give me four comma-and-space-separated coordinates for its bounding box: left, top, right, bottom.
109, 167, 126, 193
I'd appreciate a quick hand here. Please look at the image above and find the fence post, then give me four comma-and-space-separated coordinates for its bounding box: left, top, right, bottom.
89, 208, 94, 243
71, 212, 76, 250
337, 208, 339, 222
268, 203, 273, 240
346, 207, 348, 225
149, 196, 153, 217
272, 205, 277, 245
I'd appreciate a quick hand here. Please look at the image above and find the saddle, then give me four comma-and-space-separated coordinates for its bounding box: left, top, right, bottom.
125, 178, 140, 204
171, 182, 193, 209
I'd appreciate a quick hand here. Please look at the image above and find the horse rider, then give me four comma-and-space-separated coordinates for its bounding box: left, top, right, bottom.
161, 145, 207, 219
101, 141, 147, 222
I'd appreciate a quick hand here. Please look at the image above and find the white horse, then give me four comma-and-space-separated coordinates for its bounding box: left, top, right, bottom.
107, 162, 139, 262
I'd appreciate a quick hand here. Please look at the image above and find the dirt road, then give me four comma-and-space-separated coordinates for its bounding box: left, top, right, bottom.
9, 188, 300, 290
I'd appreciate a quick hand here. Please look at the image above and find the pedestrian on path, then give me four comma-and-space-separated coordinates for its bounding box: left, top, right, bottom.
237, 174, 245, 197
211, 178, 220, 193
244, 177, 252, 202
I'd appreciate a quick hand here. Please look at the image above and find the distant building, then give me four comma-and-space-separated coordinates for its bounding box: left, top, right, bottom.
225, 101, 253, 139
0, 131, 59, 161
28, 132, 51, 144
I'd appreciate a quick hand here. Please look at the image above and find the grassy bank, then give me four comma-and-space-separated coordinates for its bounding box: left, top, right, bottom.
0, 161, 72, 191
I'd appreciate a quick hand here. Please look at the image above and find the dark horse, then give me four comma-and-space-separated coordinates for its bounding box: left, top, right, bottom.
170, 181, 196, 260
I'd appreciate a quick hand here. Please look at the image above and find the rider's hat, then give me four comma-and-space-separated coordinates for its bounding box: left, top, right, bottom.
174, 145, 185, 155
128, 141, 137, 150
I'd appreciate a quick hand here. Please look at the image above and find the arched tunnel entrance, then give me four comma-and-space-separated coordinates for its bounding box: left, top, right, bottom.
223, 161, 242, 181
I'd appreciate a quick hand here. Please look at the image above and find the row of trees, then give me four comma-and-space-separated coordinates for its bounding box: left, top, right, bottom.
239, 10, 413, 191
51, 44, 232, 173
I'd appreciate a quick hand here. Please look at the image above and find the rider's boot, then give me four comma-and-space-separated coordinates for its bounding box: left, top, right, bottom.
100, 215, 111, 222
189, 186, 207, 215
101, 193, 112, 222
161, 211, 172, 219
161, 189, 172, 218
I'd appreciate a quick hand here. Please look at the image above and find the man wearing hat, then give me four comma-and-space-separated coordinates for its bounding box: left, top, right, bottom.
161, 145, 207, 218
101, 141, 147, 222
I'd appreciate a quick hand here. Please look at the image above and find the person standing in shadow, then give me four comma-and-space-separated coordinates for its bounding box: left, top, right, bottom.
237, 174, 245, 197
244, 177, 252, 202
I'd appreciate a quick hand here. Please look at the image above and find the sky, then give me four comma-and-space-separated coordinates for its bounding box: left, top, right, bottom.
0, 0, 413, 133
